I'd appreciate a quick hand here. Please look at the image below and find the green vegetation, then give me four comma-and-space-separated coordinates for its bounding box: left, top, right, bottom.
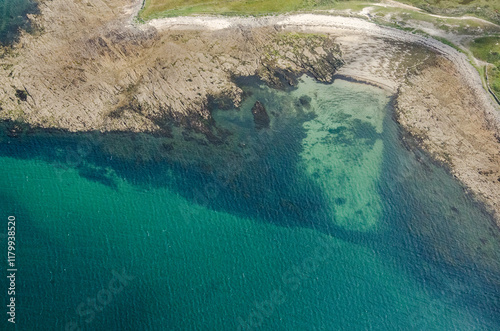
470, 36, 500, 97
139, 0, 375, 19
433, 36, 462, 52
368, 4, 498, 35
470, 36, 500, 64
397, 0, 500, 25
139, 0, 500, 101
140, 0, 500, 23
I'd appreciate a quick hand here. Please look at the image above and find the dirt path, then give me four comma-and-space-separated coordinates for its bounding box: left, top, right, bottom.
380, 0, 500, 28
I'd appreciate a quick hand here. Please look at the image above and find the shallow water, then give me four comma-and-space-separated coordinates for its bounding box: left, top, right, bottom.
0, 77, 499, 330
0, 0, 38, 45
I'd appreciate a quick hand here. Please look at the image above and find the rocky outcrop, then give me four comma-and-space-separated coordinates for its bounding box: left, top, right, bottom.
251, 101, 270, 129
0, 0, 344, 137
395, 56, 500, 224
259, 32, 344, 89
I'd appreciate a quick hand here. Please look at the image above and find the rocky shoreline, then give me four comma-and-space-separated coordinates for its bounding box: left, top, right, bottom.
1, 0, 499, 225
142, 6, 500, 226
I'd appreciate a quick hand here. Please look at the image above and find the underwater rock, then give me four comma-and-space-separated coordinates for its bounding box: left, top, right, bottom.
251, 101, 270, 129
299, 95, 312, 108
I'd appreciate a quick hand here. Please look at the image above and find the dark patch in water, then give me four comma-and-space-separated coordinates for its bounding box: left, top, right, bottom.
1, 79, 500, 329
351, 118, 379, 145
0, 0, 39, 45
298, 95, 312, 109
77, 165, 117, 189
334, 197, 346, 205
328, 126, 348, 135
323, 118, 379, 149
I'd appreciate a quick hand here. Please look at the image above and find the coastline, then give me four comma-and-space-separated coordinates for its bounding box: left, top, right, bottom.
1, 0, 500, 226
141, 11, 500, 224
142, 12, 500, 133
145, 13, 499, 112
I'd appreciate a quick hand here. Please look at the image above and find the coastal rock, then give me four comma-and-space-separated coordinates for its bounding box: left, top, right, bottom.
395, 56, 500, 225
251, 101, 270, 129
298, 95, 312, 108
1, 0, 500, 228
259, 32, 344, 89
0, 1, 344, 135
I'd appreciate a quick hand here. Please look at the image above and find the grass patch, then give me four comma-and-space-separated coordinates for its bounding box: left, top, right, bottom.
139, 0, 500, 23
470, 36, 500, 97
433, 36, 463, 52
371, 5, 497, 34
469, 36, 500, 64
324, 1, 372, 11
488, 65, 500, 96
139, 0, 376, 19
396, 0, 500, 25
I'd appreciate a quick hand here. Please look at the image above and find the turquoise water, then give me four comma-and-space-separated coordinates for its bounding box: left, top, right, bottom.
0, 0, 38, 45
1, 77, 500, 330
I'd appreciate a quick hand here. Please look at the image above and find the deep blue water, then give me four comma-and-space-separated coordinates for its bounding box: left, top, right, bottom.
0, 76, 499, 330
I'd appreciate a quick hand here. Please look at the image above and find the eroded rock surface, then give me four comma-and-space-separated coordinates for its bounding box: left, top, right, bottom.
396, 56, 500, 224
0, 0, 343, 136
1, 0, 500, 228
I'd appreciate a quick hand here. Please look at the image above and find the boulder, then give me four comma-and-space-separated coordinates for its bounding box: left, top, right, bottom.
251, 101, 270, 129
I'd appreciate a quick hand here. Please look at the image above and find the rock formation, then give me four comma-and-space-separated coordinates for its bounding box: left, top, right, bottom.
251, 101, 270, 129
0, 0, 343, 138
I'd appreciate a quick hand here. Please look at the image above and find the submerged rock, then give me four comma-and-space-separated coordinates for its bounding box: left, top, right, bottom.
251, 101, 270, 129
299, 95, 312, 108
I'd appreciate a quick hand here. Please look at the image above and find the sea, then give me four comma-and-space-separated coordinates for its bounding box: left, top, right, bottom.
0, 0, 37, 45
1, 4, 500, 330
